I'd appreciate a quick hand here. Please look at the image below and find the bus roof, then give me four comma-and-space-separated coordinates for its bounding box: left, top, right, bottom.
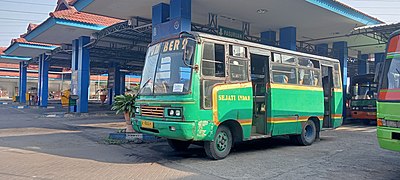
193, 32, 341, 64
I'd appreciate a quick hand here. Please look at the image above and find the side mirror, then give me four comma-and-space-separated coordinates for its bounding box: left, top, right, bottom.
182, 39, 196, 69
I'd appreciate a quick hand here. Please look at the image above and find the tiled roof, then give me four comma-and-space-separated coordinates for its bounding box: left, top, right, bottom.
66, 0, 77, 4
50, 8, 124, 27
57, 0, 76, 5
12, 38, 58, 47
27, 23, 38, 32
0, 47, 6, 55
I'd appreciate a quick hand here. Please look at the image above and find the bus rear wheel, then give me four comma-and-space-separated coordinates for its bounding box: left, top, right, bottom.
291, 120, 317, 146
167, 139, 191, 151
204, 125, 232, 160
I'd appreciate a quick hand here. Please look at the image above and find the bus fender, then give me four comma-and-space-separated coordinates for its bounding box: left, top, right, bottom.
195, 120, 215, 141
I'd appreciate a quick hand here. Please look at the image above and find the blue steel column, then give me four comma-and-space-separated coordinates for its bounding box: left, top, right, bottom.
77, 36, 90, 113
152, 0, 191, 42
39, 54, 49, 107
114, 65, 121, 96
120, 72, 126, 95
358, 54, 368, 75
152, 3, 169, 25
152, 3, 170, 41
374, 52, 385, 65
37, 56, 42, 105
261, 31, 277, 46
332, 41, 348, 118
19, 61, 27, 103
279, 26, 297, 51
315, 43, 329, 56
170, 0, 191, 32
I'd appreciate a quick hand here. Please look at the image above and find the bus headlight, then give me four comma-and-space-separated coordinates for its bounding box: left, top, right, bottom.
169, 109, 175, 116
175, 110, 181, 117
166, 108, 183, 118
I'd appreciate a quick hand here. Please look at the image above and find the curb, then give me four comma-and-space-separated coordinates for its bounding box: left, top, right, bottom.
41, 112, 118, 118
12, 105, 29, 109
30, 106, 56, 109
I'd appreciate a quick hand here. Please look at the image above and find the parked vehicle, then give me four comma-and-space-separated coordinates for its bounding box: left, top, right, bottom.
349, 74, 377, 124
377, 30, 400, 152
132, 32, 343, 159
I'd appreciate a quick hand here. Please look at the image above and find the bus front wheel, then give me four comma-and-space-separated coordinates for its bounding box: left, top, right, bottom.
167, 139, 191, 151
204, 125, 232, 160
291, 120, 317, 146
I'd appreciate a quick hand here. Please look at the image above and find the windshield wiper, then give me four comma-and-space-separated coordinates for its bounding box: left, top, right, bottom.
396, 68, 400, 74
136, 78, 152, 96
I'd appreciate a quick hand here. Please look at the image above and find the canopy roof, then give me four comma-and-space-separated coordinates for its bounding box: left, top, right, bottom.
22, 8, 123, 45
70, 0, 389, 56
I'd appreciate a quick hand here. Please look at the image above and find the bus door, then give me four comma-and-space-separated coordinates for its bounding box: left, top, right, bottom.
322, 65, 334, 128
250, 50, 270, 135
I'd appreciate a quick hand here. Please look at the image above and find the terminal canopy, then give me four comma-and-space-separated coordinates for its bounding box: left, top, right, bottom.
74, 0, 384, 56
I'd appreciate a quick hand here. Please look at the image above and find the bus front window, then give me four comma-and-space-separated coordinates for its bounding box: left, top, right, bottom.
352, 83, 377, 100
140, 38, 195, 95
387, 58, 400, 89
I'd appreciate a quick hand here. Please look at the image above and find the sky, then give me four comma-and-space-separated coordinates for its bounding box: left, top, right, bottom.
0, 0, 400, 47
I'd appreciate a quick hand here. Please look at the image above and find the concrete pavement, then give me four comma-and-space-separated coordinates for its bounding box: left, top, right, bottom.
0, 102, 399, 180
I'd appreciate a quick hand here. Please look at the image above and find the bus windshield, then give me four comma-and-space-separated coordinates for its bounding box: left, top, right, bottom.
139, 38, 195, 95
352, 82, 377, 100
379, 34, 400, 101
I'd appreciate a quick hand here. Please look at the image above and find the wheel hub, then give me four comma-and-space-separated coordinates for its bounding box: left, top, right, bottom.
216, 131, 228, 151
305, 125, 314, 142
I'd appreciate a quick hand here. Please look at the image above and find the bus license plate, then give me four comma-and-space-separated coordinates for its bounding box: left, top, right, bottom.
141, 121, 154, 129
367, 112, 376, 116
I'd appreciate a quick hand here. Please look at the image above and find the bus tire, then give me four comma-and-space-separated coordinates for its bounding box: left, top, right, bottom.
204, 125, 232, 160
295, 120, 317, 146
167, 139, 191, 151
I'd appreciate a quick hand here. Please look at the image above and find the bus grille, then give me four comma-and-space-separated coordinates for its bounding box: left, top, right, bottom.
141, 106, 164, 118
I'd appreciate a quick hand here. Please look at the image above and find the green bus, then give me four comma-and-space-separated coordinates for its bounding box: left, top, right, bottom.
349, 74, 377, 124
132, 32, 343, 159
377, 30, 400, 152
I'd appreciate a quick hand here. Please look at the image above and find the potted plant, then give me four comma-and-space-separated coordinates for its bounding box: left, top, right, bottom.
111, 94, 136, 133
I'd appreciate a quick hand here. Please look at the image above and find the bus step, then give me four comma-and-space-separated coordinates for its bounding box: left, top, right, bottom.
249, 134, 271, 140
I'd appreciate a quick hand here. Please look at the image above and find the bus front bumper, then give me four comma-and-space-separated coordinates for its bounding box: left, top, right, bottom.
377, 126, 400, 152
351, 111, 376, 120
132, 118, 214, 141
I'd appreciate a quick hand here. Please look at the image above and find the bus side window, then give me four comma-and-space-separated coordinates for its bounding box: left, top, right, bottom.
202, 43, 225, 77
333, 63, 341, 88
229, 58, 249, 82
271, 63, 297, 84
272, 53, 282, 63
298, 58, 321, 86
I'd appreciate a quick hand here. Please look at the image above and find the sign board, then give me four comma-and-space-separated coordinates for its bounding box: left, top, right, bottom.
218, 26, 244, 40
